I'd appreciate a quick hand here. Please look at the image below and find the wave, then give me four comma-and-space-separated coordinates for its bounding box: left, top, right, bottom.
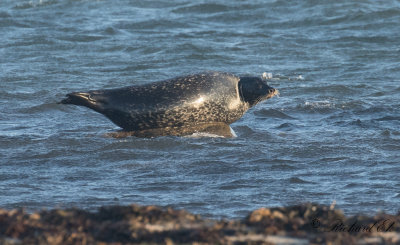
172, 3, 231, 14
254, 109, 296, 119
13, 0, 59, 10
288, 177, 314, 184
293, 100, 337, 114
18, 102, 60, 114
56, 34, 106, 43
374, 116, 400, 122
274, 123, 299, 131
300, 85, 356, 95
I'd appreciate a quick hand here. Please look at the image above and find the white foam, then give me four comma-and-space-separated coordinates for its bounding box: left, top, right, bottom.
186, 132, 225, 138
262, 72, 273, 80
304, 100, 333, 108
230, 127, 237, 138
185, 127, 237, 138
288, 74, 305, 81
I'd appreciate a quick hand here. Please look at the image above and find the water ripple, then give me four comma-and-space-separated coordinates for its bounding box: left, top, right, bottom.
1, 0, 399, 219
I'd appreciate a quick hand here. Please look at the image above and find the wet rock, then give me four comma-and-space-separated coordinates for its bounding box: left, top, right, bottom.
0, 203, 399, 244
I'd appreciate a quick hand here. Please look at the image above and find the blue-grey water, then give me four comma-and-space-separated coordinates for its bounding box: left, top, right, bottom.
1, 0, 399, 219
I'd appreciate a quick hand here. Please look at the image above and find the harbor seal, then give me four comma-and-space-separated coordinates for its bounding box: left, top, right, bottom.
60, 71, 278, 137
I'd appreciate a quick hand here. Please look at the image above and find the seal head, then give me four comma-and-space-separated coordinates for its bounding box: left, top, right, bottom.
238, 76, 277, 107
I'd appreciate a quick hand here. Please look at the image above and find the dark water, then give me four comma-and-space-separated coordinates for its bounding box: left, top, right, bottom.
1, 0, 399, 218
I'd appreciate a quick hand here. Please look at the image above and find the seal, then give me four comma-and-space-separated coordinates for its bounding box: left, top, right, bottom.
60, 71, 278, 137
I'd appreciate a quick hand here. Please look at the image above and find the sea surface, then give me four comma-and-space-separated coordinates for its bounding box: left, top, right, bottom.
1, 0, 399, 218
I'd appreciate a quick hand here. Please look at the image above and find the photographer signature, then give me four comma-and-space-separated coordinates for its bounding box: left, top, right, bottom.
311, 218, 396, 233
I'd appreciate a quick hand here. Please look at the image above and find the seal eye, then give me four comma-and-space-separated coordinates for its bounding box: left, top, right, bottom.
87, 94, 96, 102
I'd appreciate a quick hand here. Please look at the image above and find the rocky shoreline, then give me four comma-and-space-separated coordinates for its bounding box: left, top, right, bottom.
1, 203, 399, 244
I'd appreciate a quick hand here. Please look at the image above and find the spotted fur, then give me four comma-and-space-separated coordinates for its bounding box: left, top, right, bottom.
60, 71, 277, 137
